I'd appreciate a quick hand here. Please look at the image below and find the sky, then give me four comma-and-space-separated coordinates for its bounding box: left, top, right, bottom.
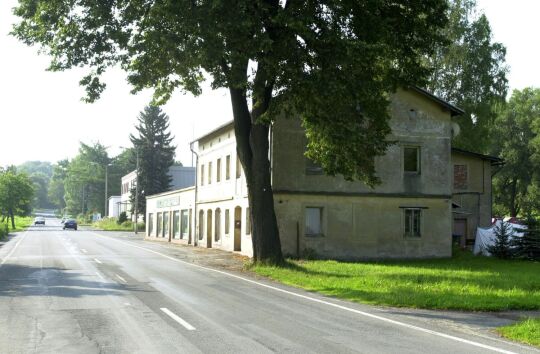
0, 0, 539, 167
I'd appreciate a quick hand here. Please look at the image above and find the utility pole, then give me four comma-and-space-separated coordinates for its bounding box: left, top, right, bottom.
134, 149, 139, 234
104, 164, 108, 218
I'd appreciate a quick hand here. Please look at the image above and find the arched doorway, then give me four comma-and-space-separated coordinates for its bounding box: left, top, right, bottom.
198, 210, 204, 242
215, 208, 221, 242
234, 206, 242, 251
206, 209, 213, 248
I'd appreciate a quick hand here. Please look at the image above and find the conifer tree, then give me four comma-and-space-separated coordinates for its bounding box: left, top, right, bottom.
129, 106, 176, 218
487, 221, 513, 259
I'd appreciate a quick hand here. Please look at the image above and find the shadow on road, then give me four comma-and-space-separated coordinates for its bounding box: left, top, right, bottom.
0, 264, 146, 298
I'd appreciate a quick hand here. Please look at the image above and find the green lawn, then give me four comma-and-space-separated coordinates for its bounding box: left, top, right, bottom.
91, 218, 145, 232
10, 216, 34, 232
497, 318, 540, 347
252, 252, 540, 311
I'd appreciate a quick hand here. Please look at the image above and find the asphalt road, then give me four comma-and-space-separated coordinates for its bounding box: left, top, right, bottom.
0, 218, 537, 354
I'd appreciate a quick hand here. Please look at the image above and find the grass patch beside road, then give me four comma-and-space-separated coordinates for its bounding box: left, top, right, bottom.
10, 216, 33, 232
91, 218, 145, 232
497, 318, 540, 348
251, 252, 540, 311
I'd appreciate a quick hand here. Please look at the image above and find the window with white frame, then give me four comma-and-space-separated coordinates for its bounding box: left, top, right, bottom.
217, 158, 222, 182
200, 164, 205, 186
180, 209, 189, 239
305, 207, 323, 236
148, 213, 154, 236
208, 161, 213, 184
225, 209, 230, 234
226, 155, 231, 180
404, 208, 421, 237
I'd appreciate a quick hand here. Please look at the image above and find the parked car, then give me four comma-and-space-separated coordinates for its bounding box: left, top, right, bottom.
34, 217, 45, 225
63, 219, 77, 231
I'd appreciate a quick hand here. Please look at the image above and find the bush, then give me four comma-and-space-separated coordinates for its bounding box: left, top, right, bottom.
0, 224, 8, 239
488, 221, 514, 259
513, 219, 540, 261
117, 211, 128, 225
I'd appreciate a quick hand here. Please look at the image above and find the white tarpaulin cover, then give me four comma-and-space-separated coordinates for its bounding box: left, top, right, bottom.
473, 220, 527, 256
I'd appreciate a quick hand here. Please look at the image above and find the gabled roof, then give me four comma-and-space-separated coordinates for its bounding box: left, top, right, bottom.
452, 147, 504, 165
409, 86, 465, 117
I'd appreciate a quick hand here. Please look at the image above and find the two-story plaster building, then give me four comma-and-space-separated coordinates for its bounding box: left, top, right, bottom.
146, 87, 499, 260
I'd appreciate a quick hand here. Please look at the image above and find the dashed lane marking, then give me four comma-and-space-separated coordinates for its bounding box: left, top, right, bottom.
160, 308, 196, 331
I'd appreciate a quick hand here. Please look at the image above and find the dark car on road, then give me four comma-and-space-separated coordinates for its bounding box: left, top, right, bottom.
34, 217, 45, 225
63, 219, 77, 231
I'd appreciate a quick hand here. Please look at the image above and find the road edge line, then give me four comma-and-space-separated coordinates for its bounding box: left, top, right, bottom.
90, 232, 518, 354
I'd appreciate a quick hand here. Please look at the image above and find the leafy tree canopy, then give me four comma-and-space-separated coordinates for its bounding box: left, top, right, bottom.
426, 0, 508, 153
492, 88, 540, 217
0, 168, 34, 229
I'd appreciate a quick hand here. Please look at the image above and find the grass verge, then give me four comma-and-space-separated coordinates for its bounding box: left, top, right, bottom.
91, 218, 145, 232
10, 216, 33, 232
251, 251, 540, 311
497, 318, 540, 348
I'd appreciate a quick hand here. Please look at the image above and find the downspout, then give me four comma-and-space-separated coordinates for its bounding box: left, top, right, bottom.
190, 142, 199, 247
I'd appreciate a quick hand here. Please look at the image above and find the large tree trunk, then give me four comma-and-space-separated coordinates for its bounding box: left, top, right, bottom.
229, 83, 283, 264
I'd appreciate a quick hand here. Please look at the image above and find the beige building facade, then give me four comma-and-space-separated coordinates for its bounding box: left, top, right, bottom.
145, 87, 497, 259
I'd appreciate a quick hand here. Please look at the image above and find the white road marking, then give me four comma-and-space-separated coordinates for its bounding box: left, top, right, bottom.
81, 249, 88, 253
0, 231, 28, 266
93, 258, 102, 264
91, 232, 517, 354
160, 307, 196, 331
95, 272, 105, 280
116, 274, 127, 283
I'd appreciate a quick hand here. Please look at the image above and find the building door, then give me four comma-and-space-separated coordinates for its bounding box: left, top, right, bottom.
234, 207, 241, 251
453, 218, 467, 246
206, 209, 213, 248
198, 210, 204, 243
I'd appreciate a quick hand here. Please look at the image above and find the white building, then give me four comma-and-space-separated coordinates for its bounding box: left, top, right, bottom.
120, 166, 196, 220
108, 196, 121, 218
145, 122, 252, 256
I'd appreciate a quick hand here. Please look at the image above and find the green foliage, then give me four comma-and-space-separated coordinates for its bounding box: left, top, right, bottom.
492, 88, 540, 217
18, 161, 55, 209
93, 218, 144, 231
117, 211, 127, 225
426, 0, 508, 153
0, 168, 34, 229
487, 221, 514, 259
11, 0, 450, 262
497, 318, 540, 348
0, 224, 8, 239
252, 255, 540, 311
48, 159, 68, 209
129, 105, 176, 217
512, 219, 540, 261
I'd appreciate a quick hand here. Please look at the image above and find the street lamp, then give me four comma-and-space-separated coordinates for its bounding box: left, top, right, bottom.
119, 146, 140, 233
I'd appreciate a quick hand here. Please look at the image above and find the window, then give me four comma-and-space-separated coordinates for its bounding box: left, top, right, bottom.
225, 209, 230, 234
148, 213, 154, 236
226, 155, 231, 180
404, 209, 421, 237
404, 146, 420, 173
217, 158, 221, 182
215, 208, 221, 242
173, 211, 180, 239
181, 210, 189, 239
305, 157, 323, 175
245, 207, 251, 235
200, 164, 205, 186
157, 212, 163, 237
454, 164, 468, 190
208, 161, 213, 184
163, 211, 170, 238
236, 155, 242, 178
305, 207, 323, 236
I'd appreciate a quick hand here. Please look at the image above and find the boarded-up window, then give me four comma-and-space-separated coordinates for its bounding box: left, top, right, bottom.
305, 207, 323, 236
217, 158, 221, 182
454, 164, 468, 190
225, 209, 230, 234
246, 207, 251, 235
226, 155, 231, 180
404, 146, 420, 173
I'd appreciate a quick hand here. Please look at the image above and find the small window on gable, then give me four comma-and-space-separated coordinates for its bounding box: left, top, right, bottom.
454, 164, 468, 190
404, 209, 421, 237
404, 146, 420, 174
305, 207, 323, 236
